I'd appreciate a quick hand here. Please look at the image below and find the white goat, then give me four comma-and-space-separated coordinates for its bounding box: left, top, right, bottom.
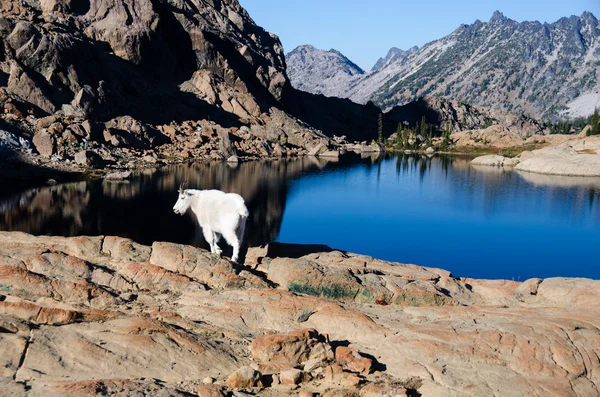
173, 182, 248, 263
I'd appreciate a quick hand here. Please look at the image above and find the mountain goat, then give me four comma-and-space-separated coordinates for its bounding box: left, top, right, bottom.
173, 182, 248, 263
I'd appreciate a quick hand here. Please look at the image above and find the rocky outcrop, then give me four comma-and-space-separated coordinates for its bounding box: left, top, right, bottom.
0, 0, 447, 170
471, 154, 520, 167
0, 0, 359, 169
1, 232, 599, 396
388, 96, 548, 137
472, 135, 600, 176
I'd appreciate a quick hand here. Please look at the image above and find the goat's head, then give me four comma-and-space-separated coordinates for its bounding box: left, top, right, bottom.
173, 181, 192, 215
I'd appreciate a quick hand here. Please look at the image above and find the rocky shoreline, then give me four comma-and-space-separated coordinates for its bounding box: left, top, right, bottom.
0, 232, 598, 396
472, 135, 600, 177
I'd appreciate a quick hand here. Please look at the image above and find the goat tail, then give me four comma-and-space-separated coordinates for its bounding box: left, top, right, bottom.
238, 205, 249, 219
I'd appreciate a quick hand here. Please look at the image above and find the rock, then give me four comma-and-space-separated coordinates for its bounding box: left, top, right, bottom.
74, 150, 103, 167
514, 136, 600, 176
250, 328, 333, 366
7, 61, 56, 114
308, 142, 327, 156
302, 357, 326, 373
81, 120, 97, 140
471, 155, 519, 167
71, 86, 97, 117
143, 155, 157, 164
425, 147, 435, 154
357, 143, 383, 153
320, 150, 340, 158
103, 128, 129, 147
32, 130, 55, 158
218, 130, 235, 157
227, 155, 239, 164
4, 102, 24, 119
225, 366, 262, 389
335, 346, 373, 375
279, 369, 309, 385
0, 233, 600, 396
104, 171, 131, 180
196, 384, 225, 397
324, 364, 362, 387
35, 115, 60, 130
47, 122, 64, 135
361, 383, 408, 397
68, 124, 87, 139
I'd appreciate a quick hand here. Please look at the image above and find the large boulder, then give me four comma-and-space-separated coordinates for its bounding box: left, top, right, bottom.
250, 328, 333, 366
32, 130, 55, 157
74, 150, 103, 167
471, 155, 519, 167
335, 346, 373, 375
225, 366, 262, 389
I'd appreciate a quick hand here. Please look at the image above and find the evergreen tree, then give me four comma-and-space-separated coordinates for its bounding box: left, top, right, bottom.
440, 127, 452, 151
378, 113, 384, 143
419, 116, 428, 139
589, 108, 600, 136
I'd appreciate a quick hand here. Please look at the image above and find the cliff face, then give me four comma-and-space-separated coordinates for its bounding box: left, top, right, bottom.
0, 0, 287, 123
0, 0, 359, 167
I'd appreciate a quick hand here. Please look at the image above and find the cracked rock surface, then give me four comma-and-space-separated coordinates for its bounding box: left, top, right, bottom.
0, 232, 599, 396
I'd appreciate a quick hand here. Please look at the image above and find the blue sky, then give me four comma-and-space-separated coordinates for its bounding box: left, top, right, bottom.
239, 0, 600, 71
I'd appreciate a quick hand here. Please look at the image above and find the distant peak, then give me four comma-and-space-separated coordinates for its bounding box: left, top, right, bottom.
490, 10, 507, 23
581, 11, 598, 21
371, 46, 419, 72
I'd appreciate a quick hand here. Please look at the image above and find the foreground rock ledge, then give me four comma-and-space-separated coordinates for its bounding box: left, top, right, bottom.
0, 232, 599, 397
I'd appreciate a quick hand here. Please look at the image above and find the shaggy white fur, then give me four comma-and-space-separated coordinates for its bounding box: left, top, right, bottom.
173, 186, 248, 263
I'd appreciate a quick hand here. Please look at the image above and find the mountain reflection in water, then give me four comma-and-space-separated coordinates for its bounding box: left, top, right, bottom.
0, 157, 330, 249
1, 154, 600, 279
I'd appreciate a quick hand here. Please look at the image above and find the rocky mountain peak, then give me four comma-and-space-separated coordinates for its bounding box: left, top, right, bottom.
371, 46, 418, 72
285, 44, 365, 97
489, 10, 509, 23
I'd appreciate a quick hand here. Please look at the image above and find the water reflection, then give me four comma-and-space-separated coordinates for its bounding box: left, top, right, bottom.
0, 156, 373, 250
1, 154, 600, 279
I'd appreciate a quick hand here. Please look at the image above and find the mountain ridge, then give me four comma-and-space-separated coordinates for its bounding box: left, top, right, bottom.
286, 11, 600, 120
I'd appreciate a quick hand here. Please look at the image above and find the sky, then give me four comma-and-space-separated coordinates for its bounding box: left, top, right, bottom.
239, 0, 600, 71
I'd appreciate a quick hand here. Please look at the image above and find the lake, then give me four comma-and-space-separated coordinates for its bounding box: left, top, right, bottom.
1, 153, 599, 280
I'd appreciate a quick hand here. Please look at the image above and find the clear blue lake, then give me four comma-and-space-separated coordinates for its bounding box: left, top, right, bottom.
2, 153, 599, 280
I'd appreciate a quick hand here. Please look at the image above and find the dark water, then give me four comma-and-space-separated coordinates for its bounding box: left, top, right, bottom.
1, 154, 600, 280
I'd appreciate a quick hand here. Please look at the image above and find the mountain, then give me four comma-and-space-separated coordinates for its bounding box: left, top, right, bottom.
285, 45, 365, 98
287, 11, 600, 119
371, 46, 418, 72
0, 0, 392, 168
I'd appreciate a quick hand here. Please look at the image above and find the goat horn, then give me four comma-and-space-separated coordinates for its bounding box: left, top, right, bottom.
179, 180, 188, 193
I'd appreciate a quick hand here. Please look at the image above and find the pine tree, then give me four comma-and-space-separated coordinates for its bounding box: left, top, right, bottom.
419, 116, 428, 139
589, 108, 600, 136
377, 113, 384, 143
440, 127, 452, 151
